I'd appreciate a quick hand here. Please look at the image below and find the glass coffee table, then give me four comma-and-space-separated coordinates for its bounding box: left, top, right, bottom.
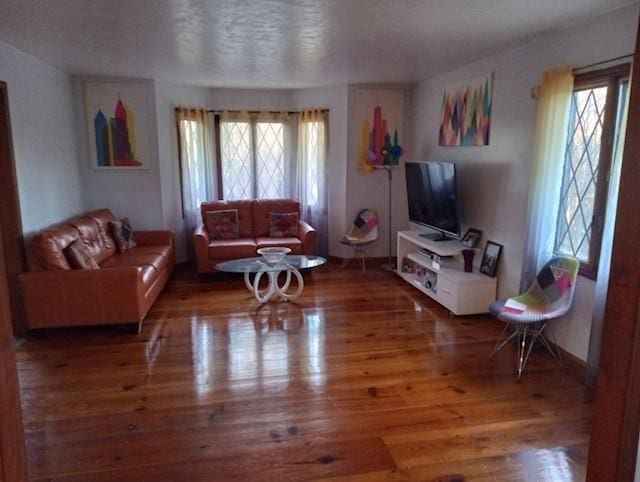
216, 255, 327, 303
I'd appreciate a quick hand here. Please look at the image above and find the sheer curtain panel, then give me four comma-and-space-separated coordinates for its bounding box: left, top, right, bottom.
521, 68, 574, 287
295, 110, 329, 255
176, 108, 217, 258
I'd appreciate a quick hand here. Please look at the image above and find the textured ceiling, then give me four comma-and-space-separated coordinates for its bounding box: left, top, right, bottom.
0, 0, 636, 88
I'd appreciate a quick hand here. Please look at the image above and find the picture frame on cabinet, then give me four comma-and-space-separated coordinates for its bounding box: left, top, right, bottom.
460, 228, 483, 248
480, 241, 502, 277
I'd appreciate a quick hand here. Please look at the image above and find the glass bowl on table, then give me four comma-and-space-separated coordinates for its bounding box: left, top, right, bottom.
257, 247, 291, 265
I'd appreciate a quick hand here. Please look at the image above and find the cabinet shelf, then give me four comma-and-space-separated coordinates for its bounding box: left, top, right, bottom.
397, 230, 497, 315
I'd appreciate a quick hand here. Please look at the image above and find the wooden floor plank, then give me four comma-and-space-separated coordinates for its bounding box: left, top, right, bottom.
17, 262, 591, 481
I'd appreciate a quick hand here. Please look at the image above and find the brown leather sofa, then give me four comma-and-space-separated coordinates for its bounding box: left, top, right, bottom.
193, 199, 316, 274
20, 209, 174, 332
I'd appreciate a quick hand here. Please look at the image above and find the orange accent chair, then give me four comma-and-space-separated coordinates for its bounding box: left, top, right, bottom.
193, 199, 317, 274
20, 209, 174, 332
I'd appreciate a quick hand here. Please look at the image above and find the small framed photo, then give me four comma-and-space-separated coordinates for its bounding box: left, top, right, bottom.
460, 228, 483, 248
480, 241, 503, 277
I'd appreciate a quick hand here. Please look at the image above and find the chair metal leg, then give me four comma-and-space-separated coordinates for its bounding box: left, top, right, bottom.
492, 320, 565, 380
340, 245, 369, 272
517, 326, 529, 380
490, 323, 515, 359
353, 245, 368, 273
340, 256, 352, 270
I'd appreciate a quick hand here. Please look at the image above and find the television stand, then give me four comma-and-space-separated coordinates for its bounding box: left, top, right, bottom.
419, 231, 450, 242
396, 230, 497, 315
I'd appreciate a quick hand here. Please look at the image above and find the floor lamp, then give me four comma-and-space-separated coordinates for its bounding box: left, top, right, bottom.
378, 165, 396, 272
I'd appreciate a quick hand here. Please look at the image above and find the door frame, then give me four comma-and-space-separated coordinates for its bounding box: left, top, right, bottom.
0, 210, 28, 481
0, 81, 27, 337
586, 19, 640, 482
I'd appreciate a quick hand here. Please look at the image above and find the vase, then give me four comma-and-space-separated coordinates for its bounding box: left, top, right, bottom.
462, 249, 475, 273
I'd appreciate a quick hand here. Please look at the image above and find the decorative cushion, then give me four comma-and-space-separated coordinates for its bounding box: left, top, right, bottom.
109, 218, 137, 252
269, 212, 299, 238
64, 239, 99, 270
205, 209, 240, 240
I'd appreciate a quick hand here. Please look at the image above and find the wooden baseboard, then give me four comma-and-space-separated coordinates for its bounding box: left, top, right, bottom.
550, 342, 593, 388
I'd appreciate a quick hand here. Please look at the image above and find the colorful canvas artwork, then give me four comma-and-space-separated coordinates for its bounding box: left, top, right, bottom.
93, 99, 140, 167
357, 105, 403, 173
439, 74, 493, 147
84, 81, 149, 169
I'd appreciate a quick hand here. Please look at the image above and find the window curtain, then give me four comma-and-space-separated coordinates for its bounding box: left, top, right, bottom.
521, 67, 574, 287
176, 108, 217, 258
293, 110, 329, 256
586, 71, 632, 383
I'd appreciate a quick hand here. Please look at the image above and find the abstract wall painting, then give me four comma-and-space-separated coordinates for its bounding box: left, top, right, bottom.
84, 81, 150, 169
439, 73, 493, 147
356, 105, 403, 173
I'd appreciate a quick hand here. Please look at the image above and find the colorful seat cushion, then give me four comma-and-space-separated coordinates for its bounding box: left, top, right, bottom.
64, 239, 100, 270
109, 218, 137, 252
353, 209, 378, 233
269, 212, 299, 237
206, 209, 240, 240
490, 256, 580, 324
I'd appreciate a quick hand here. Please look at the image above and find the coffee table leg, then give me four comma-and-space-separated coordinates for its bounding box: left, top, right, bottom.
275, 268, 304, 301
246, 268, 304, 303
246, 269, 275, 302
244, 271, 254, 293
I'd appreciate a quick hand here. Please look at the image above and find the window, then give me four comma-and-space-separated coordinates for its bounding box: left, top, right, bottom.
255, 122, 285, 198
219, 120, 285, 200
220, 121, 252, 200
554, 65, 630, 278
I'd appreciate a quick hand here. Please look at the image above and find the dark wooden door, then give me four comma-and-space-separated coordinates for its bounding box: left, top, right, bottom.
586, 17, 640, 482
0, 225, 28, 481
0, 82, 27, 337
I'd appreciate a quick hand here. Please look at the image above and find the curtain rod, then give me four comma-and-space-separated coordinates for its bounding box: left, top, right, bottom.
573, 53, 634, 73
531, 53, 634, 99
174, 107, 329, 115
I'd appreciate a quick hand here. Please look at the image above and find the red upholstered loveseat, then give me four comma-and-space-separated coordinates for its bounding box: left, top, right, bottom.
193, 199, 317, 274
20, 209, 174, 332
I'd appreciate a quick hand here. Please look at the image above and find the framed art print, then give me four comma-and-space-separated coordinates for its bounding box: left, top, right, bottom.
84, 80, 150, 169
480, 241, 503, 277
460, 228, 483, 248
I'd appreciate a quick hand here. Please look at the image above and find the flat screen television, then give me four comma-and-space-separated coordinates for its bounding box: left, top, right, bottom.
405, 161, 460, 240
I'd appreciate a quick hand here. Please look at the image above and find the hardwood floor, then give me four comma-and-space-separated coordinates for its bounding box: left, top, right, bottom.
16, 261, 592, 481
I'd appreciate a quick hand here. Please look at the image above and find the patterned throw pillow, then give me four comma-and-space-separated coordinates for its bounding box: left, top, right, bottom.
269, 212, 299, 238
205, 209, 240, 240
65, 239, 100, 270
109, 218, 137, 252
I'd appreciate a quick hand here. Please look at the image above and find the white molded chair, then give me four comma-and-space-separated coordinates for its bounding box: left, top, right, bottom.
340, 209, 379, 272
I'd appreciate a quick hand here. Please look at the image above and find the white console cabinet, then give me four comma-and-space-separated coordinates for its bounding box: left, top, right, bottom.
396, 230, 497, 315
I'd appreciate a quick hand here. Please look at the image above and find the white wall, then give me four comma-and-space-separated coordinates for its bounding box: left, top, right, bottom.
0, 40, 84, 235
155, 81, 211, 261
210, 88, 294, 110
292, 85, 349, 257
410, 4, 638, 361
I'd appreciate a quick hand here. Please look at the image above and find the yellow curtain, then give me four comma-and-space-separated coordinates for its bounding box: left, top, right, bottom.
521, 67, 574, 287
